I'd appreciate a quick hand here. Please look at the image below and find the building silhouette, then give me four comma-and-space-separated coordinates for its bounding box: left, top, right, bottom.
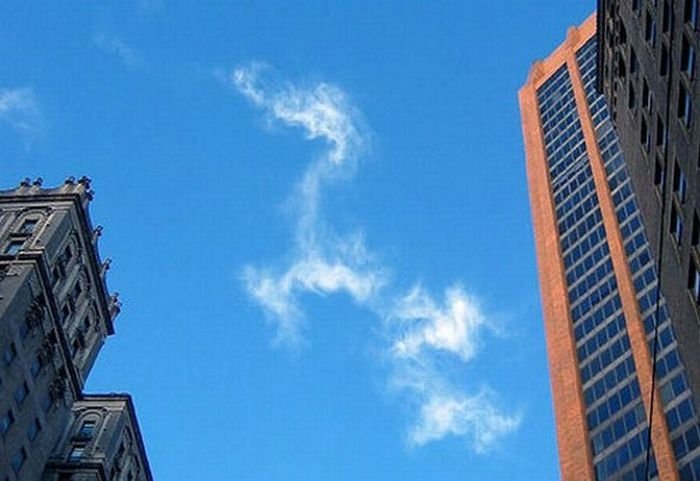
0, 177, 152, 481
521, 14, 700, 480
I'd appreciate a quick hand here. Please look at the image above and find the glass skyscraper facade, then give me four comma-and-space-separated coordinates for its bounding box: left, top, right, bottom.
521, 15, 700, 481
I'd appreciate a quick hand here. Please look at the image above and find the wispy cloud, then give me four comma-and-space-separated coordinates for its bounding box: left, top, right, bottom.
94, 32, 145, 70
234, 64, 363, 166
232, 63, 519, 451
411, 391, 521, 451
391, 285, 485, 362
243, 252, 385, 346
233, 63, 381, 346
387, 285, 520, 450
0, 88, 42, 142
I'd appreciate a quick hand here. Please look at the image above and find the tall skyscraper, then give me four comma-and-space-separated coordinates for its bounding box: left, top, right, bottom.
597, 0, 700, 451
521, 14, 700, 480
0, 177, 152, 481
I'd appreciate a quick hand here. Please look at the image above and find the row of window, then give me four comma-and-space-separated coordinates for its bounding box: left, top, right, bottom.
578, 313, 626, 363
581, 335, 633, 385
569, 260, 615, 305
674, 424, 700, 462
566, 242, 610, 286
574, 295, 623, 342
592, 402, 647, 456
584, 362, 640, 411
578, 37, 659, 477
560, 210, 604, 254
555, 170, 597, 220
595, 428, 653, 480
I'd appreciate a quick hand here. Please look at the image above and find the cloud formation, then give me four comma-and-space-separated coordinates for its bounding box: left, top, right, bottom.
387, 285, 520, 450
233, 63, 519, 451
234, 63, 382, 346
94, 32, 145, 70
411, 391, 521, 451
0, 88, 42, 140
391, 285, 484, 362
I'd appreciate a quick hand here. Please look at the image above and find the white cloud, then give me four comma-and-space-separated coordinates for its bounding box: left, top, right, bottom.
0, 88, 42, 140
243, 254, 385, 346
391, 285, 484, 362
233, 63, 380, 346
387, 285, 520, 451
233, 64, 363, 166
233, 63, 520, 452
410, 392, 521, 451
94, 32, 145, 70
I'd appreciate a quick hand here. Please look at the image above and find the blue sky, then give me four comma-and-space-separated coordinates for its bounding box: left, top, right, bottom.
2, 2, 593, 479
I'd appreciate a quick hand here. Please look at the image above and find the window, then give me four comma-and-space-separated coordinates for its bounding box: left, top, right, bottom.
642, 78, 651, 111
3, 343, 17, 366
674, 161, 688, 202
27, 418, 40, 442
52, 261, 65, 285
679, 83, 693, 127
18, 219, 37, 234
682, 35, 696, 78
0, 409, 14, 435
660, 43, 669, 76
68, 444, 86, 462
14, 382, 29, 406
685, 0, 699, 27
77, 420, 96, 439
618, 54, 627, 81
657, 115, 667, 147
630, 46, 639, 74
619, 20, 627, 45
64, 245, 73, 262
4, 240, 23, 255
11, 447, 26, 474
641, 117, 651, 152
655, 156, 666, 187
30, 355, 43, 379
116, 441, 126, 463
693, 212, 700, 245
628, 82, 637, 109
646, 10, 658, 47
41, 392, 53, 413
663, 1, 672, 32
73, 282, 82, 300
72, 337, 81, 356
689, 261, 700, 302
671, 205, 684, 244
62, 304, 72, 324
19, 317, 32, 340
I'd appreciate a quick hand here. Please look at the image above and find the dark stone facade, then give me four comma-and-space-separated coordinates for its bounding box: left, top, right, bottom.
598, 0, 700, 421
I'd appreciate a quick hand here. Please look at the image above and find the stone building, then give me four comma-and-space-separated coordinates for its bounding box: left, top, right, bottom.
0, 178, 152, 481
597, 3, 700, 452
42, 395, 152, 481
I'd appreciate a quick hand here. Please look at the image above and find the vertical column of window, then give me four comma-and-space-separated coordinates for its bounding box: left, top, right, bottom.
578, 39, 700, 479
575, 40, 661, 480
538, 62, 649, 480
